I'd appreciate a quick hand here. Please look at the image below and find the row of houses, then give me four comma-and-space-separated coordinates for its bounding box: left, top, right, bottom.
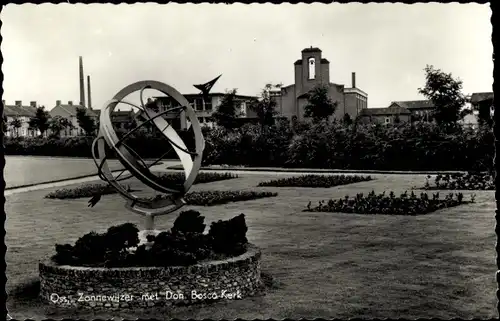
3, 47, 494, 137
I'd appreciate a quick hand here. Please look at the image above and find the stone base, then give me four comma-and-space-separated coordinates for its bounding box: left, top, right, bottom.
39, 244, 262, 310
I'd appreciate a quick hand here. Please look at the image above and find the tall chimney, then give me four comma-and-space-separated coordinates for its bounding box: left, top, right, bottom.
87, 75, 92, 110
352, 72, 356, 88
79, 56, 86, 107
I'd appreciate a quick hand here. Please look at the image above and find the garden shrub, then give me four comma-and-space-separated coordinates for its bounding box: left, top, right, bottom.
51, 212, 249, 267
171, 210, 206, 234
258, 174, 372, 188
305, 190, 474, 215
208, 214, 248, 256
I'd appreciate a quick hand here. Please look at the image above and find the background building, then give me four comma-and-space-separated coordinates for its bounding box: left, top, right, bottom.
2, 100, 38, 137
149, 92, 257, 130
272, 47, 368, 121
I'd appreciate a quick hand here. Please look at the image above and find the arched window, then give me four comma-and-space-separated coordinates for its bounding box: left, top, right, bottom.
308, 57, 316, 80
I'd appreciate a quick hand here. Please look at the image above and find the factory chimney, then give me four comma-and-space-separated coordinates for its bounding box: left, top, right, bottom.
87, 75, 92, 110
351, 72, 356, 88
79, 56, 86, 107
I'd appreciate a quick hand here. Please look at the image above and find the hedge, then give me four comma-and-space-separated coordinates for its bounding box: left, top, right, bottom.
5, 120, 494, 171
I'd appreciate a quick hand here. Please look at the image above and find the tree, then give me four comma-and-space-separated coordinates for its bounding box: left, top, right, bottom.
9, 117, 22, 137
249, 83, 281, 127
49, 115, 72, 137
418, 65, 467, 126
76, 107, 97, 136
211, 89, 240, 130
29, 106, 50, 137
304, 84, 337, 122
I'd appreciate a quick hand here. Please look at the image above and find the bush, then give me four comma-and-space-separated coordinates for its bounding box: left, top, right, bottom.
305, 190, 474, 215
51, 212, 249, 267
208, 214, 248, 256
258, 174, 373, 188
171, 210, 206, 234
423, 172, 494, 190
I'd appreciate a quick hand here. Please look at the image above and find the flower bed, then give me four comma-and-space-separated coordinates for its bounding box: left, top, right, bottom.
45, 183, 130, 199
422, 173, 494, 190
258, 174, 373, 188
304, 190, 475, 215
149, 190, 278, 206
51, 211, 249, 268
44, 172, 238, 199
40, 211, 262, 310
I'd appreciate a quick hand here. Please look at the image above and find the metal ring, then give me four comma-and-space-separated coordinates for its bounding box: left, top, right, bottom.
93, 80, 205, 216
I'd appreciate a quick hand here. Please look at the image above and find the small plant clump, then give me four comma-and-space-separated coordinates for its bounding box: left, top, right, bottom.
44, 172, 238, 200
304, 190, 475, 215
52, 211, 249, 268
423, 172, 494, 190
258, 174, 373, 188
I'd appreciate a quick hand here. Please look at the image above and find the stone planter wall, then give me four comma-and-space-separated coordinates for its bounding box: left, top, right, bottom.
39, 244, 262, 310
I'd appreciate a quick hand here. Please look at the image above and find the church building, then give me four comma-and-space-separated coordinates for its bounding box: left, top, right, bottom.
273, 47, 368, 121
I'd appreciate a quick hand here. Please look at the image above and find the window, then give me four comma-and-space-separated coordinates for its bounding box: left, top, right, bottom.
385, 117, 391, 124
308, 57, 316, 80
195, 98, 204, 111
240, 102, 247, 116
204, 98, 213, 111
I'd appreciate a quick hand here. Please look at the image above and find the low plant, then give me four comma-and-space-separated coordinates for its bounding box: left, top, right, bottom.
304, 190, 474, 215
423, 172, 494, 190
52, 211, 249, 267
258, 174, 373, 188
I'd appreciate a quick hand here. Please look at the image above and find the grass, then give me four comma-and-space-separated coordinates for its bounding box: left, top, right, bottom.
5, 172, 497, 319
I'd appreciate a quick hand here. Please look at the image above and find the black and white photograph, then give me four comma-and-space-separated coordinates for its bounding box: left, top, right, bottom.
1, 2, 497, 319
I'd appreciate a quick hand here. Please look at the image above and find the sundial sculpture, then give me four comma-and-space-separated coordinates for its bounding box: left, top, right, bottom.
91, 76, 221, 240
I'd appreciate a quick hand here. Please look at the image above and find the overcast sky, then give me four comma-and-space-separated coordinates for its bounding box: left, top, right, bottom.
1, 3, 493, 110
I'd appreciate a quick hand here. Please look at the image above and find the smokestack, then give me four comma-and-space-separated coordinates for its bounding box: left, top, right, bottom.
87, 75, 92, 110
352, 72, 356, 88
79, 56, 86, 107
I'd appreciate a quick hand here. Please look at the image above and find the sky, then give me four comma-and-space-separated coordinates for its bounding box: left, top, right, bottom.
1, 3, 493, 111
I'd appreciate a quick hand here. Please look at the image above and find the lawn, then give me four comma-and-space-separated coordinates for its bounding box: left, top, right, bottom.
5, 172, 497, 319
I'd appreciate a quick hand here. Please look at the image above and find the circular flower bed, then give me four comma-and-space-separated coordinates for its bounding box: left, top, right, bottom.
39, 211, 263, 309
39, 244, 262, 310
258, 174, 373, 188
304, 190, 475, 215
423, 173, 494, 190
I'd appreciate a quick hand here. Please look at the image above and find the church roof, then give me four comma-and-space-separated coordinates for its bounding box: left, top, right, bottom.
294, 58, 330, 65
302, 47, 322, 53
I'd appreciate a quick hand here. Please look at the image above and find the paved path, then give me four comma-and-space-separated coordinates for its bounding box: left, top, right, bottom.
167, 164, 471, 175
